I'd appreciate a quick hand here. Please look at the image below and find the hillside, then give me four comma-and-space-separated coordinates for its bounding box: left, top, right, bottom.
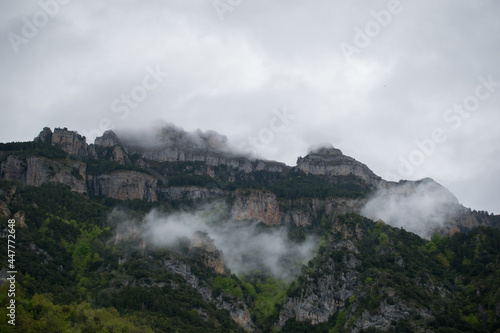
0, 126, 499, 332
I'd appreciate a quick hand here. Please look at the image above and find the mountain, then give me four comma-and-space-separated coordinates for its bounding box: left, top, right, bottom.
0, 126, 499, 332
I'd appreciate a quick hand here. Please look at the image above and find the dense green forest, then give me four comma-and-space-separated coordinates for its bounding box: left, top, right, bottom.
1, 180, 499, 332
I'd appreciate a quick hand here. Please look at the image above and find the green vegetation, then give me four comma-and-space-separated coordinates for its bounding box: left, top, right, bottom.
0, 290, 154, 333
0, 182, 243, 332
1, 137, 499, 332
212, 276, 244, 299
0, 141, 67, 161
149, 160, 369, 199
288, 213, 500, 332
265, 173, 368, 199
85, 158, 151, 175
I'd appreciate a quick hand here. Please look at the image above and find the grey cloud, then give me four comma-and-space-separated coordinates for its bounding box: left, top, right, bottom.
0, 0, 499, 213
139, 203, 318, 281
361, 179, 461, 239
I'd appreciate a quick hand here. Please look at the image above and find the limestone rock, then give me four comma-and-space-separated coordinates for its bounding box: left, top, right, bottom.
13, 211, 27, 228
276, 257, 358, 329
26, 156, 87, 193
94, 130, 120, 147
34, 127, 53, 144
87, 170, 158, 201
297, 144, 381, 186
157, 186, 227, 201
231, 189, 282, 225
163, 258, 256, 331
50, 127, 88, 156
0, 156, 26, 182
189, 231, 228, 275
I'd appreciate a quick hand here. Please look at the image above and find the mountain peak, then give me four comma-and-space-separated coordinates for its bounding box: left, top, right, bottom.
307, 144, 343, 156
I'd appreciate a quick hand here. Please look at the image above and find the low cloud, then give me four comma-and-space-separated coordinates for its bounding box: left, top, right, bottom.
114, 121, 232, 153
119, 202, 318, 280
361, 178, 460, 239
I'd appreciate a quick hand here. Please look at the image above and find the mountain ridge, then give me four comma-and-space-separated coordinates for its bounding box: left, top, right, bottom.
1, 126, 496, 237
1, 125, 500, 332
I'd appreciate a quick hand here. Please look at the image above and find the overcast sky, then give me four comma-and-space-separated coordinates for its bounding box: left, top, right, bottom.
1, 0, 499, 213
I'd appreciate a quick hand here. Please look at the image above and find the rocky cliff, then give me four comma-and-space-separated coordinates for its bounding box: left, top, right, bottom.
1, 126, 498, 235
189, 231, 228, 275
1, 126, 500, 332
231, 189, 282, 225
163, 258, 255, 331
1, 155, 87, 193
87, 170, 158, 201
297, 145, 381, 186
275, 215, 442, 331
35, 127, 88, 156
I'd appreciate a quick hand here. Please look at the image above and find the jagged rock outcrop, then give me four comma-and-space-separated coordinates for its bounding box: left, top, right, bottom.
50, 127, 88, 156
87, 170, 158, 201
189, 231, 228, 275
138, 147, 286, 174
13, 211, 27, 228
281, 197, 366, 227
33, 127, 53, 144
0, 182, 16, 218
0, 201, 10, 218
230, 191, 366, 227
108, 125, 288, 174
1, 127, 497, 235
26, 156, 87, 193
231, 189, 282, 225
276, 218, 365, 328
349, 300, 431, 333
1, 156, 26, 183
437, 206, 500, 235
1, 155, 87, 193
163, 258, 256, 331
157, 186, 228, 201
361, 178, 500, 238
297, 145, 381, 186
94, 130, 120, 147
276, 258, 359, 329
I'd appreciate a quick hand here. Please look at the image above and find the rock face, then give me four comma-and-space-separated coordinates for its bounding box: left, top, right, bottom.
50, 127, 88, 156
1, 156, 26, 183
157, 186, 228, 201
87, 171, 158, 201
0, 155, 86, 193
26, 156, 87, 193
297, 145, 381, 186
33, 127, 53, 144
277, 265, 358, 328
349, 300, 430, 333
231, 190, 366, 227
94, 130, 120, 147
189, 231, 228, 275
276, 224, 363, 329
163, 258, 255, 331
275, 215, 435, 331
362, 178, 467, 238
1, 126, 498, 236
231, 189, 282, 225
281, 197, 366, 227
138, 147, 287, 174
